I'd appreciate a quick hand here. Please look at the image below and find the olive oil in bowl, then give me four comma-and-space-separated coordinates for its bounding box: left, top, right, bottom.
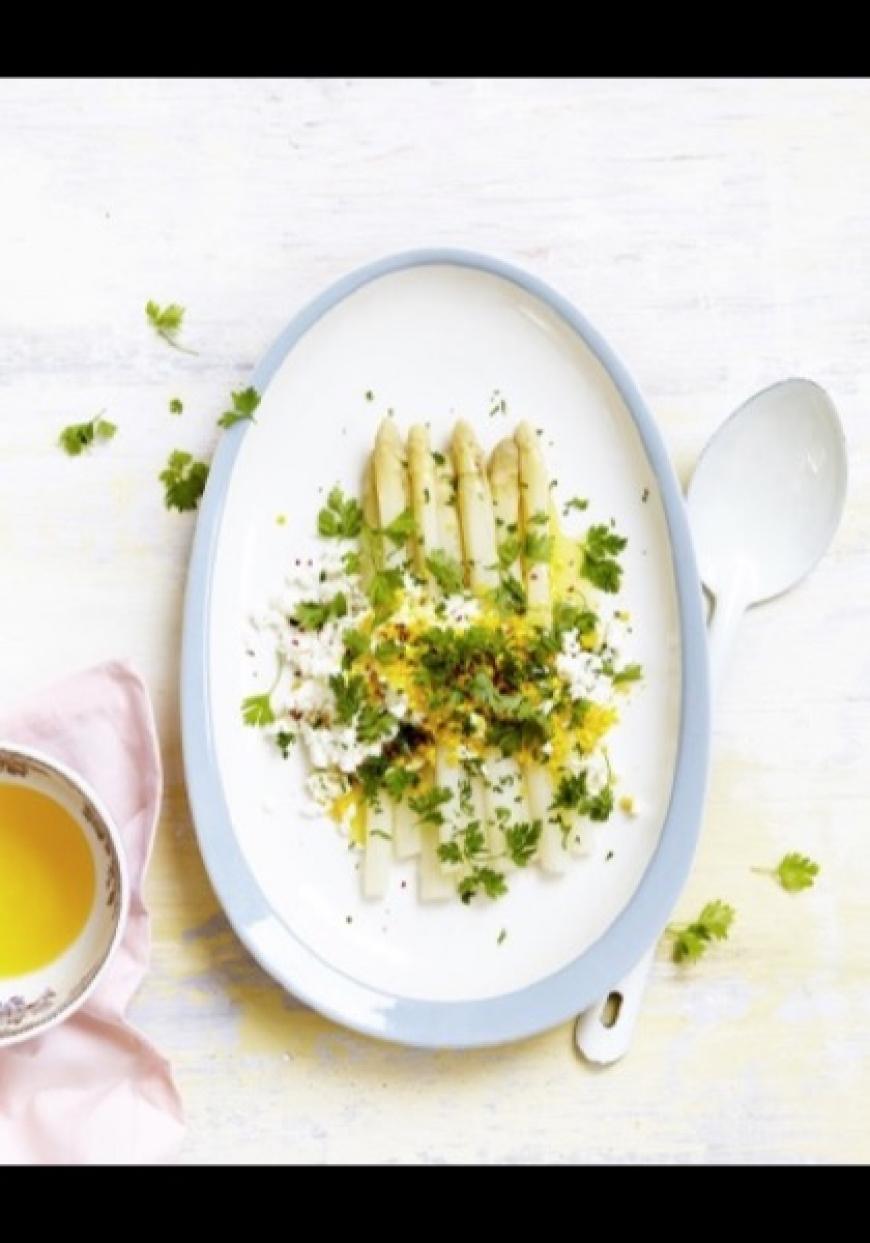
0, 783, 96, 977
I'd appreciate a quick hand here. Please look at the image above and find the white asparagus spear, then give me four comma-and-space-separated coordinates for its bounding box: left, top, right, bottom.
433, 444, 463, 565
453, 420, 500, 592
419, 823, 453, 901
489, 437, 522, 579
358, 456, 382, 586
394, 424, 450, 865
363, 794, 394, 897
515, 421, 552, 613
408, 424, 466, 875
487, 436, 535, 862
359, 452, 395, 896
454, 422, 529, 863
407, 425, 441, 582
512, 423, 568, 873
371, 420, 423, 868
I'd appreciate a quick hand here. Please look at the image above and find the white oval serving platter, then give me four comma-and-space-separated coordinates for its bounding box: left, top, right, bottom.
182, 249, 710, 1048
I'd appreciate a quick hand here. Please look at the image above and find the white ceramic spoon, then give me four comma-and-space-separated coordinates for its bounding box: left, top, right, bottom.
575, 378, 847, 1065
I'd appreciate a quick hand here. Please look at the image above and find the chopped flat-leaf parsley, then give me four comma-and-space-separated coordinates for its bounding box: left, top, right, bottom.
329, 672, 365, 723
426, 550, 464, 595
409, 786, 453, 826
582, 524, 627, 593
504, 820, 542, 867
293, 592, 347, 631
317, 486, 363, 539
459, 866, 508, 903
169, 397, 183, 415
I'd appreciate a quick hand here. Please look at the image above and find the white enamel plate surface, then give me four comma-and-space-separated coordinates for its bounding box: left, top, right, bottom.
182, 250, 710, 1047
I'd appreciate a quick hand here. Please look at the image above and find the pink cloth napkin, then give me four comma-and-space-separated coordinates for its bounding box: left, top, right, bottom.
0, 661, 184, 1164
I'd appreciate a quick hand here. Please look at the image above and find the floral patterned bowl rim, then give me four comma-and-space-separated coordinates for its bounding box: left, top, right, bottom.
0, 741, 130, 1048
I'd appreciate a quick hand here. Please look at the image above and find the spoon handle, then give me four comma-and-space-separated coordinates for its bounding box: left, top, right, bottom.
574, 576, 748, 1065
706, 565, 755, 699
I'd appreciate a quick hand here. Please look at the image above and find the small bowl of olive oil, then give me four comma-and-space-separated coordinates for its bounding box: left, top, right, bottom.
0, 743, 129, 1046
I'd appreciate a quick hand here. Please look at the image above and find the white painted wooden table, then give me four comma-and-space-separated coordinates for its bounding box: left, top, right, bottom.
2, 78, 868, 1164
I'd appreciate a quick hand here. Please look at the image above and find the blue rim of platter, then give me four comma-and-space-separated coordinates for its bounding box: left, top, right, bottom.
181, 248, 711, 1049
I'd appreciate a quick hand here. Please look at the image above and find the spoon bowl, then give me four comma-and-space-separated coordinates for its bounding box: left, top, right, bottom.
687, 378, 847, 606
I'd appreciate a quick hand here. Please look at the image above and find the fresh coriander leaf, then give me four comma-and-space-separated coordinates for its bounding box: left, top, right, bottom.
146, 300, 196, 353
582, 523, 628, 594
59, 421, 95, 456
671, 926, 708, 964
218, 386, 261, 429
776, 853, 820, 893
586, 524, 627, 557
293, 593, 347, 632
341, 549, 361, 575
159, 449, 209, 511
317, 486, 363, 540
241, 692, 275, 727
669, 899, 735, 965
169, 397, 183, 415
697, 899, 735, 939
59, 413, 116, 456
426, 550, 464, 595
146, 300, 184, 332
431, 450, 446, 466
